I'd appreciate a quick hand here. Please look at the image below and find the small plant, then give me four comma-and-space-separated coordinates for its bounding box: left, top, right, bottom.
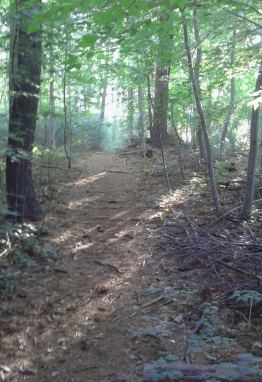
229, 289, 262, 304
0, 275, 16, 299
140, 353, 262, 382
143, 355, 183, 382
141, 159, 156, 174
14, 250, 37, 267
9, 224, 59, 263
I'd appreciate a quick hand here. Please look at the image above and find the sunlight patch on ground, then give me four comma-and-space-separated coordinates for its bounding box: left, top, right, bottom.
160, 191, 187, 206
68, 195, 99, 209
71, 172, 106, 186
71, 242, 94, 258
56, 230, 72, 244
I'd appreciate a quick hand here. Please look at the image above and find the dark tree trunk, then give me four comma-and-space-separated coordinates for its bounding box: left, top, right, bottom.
151, 11, 172, 148
49, 44, 56, 150
127, 87, 134, 140
240, 57, 262, 220
6, 0, 43, 222
146, 73, 153, 139
151, 66, 170, 147
219, 26, 237, 161
137, 59, 146, 153
193, 6, 206, 163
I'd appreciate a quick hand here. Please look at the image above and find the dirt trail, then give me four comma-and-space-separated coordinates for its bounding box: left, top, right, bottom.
1, 151, 181, 382
1, 150, 259, 382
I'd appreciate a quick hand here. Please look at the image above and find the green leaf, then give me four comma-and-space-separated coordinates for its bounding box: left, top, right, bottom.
27, 22, 40, 34
78, 35, 99, 48
130, 26, 137, 36
93, 8, 115, 26
86, 52, 95, 60
175, 0, 188, 9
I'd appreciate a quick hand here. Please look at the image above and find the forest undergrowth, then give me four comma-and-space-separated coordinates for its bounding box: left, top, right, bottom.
0, 148, 262, 382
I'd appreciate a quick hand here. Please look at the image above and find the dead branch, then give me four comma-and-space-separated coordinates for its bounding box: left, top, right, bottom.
106, 170, 130, 174
217, 259, 262, 282
211, 198, 262, 225
144, 362, 261, 382
93, 259, 122, 273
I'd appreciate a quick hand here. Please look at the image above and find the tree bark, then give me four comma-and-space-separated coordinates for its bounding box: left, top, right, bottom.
63, 47, 71, 169
219, 27, 237, 161
6, 0, 43, 222
151, 65, 170, 147
127, 87, 134, 141
146, 72, 153, 140
99, 82, 107, 123
183, 20, 223, 217
137, 60, 146, 153
151, 12, 172, 148
193, 6, 206, 163
49, 44, 56, 150
240, 57, 262, 220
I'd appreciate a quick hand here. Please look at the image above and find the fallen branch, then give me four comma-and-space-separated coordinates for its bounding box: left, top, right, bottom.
144, 362, 262, 382
183, 315, 205, 364
106, 170, 130, 174
93, 259, 122, 274
217, 259, 262, 282
211, 198, 262, 225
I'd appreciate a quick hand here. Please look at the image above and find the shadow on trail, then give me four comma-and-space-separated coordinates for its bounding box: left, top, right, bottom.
0, 150, 217, 382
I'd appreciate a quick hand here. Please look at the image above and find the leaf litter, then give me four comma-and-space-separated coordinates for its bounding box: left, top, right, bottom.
0, 149, 261, 382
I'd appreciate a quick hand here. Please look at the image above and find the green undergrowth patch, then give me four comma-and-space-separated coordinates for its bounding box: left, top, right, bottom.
33, 146, 65, 165
130, 285, 262, 382
0, 222, 58, 299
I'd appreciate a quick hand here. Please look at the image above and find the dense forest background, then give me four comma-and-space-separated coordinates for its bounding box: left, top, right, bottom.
0, 0, 261, 209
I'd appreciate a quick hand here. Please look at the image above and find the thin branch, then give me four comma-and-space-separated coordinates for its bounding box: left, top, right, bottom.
220, 6, 262, 29
229, 0, 262, 17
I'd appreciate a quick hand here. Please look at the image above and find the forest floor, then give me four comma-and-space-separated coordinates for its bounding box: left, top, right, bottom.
0, 148, 262, 382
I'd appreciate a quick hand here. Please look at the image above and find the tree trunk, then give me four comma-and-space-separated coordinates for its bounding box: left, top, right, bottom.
63, 48, 71, 169
151, 66, 170, 147
49, 44, 56, 150
151, 12, 172, 148
100, 82, 107, 122
137, 60, 146, 153
196, 121, 206, 163
183, 20, 223, 217
6, 0, 43, 222
146, 73, 153, 140
240, 57, 262, 220
127, 87, 134, 140
193, 6, 206, 163
219, 27, 237, 161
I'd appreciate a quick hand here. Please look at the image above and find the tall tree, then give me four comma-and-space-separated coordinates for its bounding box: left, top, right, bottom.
151, 11, 172, 148
100, 80, 107, 123
49, 44, 56, 150
136, 58, 146, 153
240, 57, 262, 220
6, 0, 43, 222
192, 6, 206, 163
219, 26, 237, 161
183, 15, 223, 217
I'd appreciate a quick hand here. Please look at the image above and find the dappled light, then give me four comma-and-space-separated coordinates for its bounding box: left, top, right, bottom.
1, 148, 262, 382
0, 0, 262, 380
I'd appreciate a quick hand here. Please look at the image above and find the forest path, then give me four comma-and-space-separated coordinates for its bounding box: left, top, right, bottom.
2, 150, 184, 382
1, 150, 256, 382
